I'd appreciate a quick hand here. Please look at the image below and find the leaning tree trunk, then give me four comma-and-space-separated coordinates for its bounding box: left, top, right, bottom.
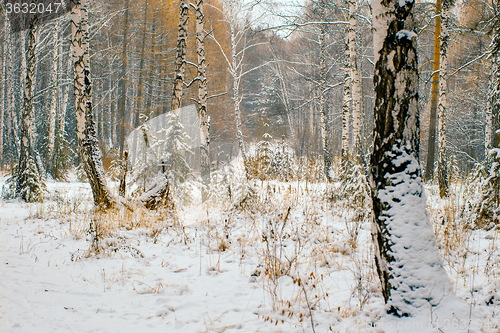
370, 0, 454, 316
171, 0, 189, 111
194, 0, 211, 200
437, 0, 451, 198
424, 0, 442, 180
71, 0, 113, 208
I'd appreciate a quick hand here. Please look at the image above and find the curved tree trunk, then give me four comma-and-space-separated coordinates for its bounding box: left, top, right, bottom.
370, 0, 454, 316
71, 0, 113, 208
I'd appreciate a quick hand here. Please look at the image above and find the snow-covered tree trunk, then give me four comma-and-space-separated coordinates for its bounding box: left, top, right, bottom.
485, 30, 500, 153
71, 0, 113, 208
348, 0, 363, 159
171, 0, 188, 112
194, 0, 211, 200
424, 0, 442, 180
370, 0, 454, 316
437, 0, 450, 198
47, 29, 59, 163
476, 14, 500, 227
16, 15, 44, 201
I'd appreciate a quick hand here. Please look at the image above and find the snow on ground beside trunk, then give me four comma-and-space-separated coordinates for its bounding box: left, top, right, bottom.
0, 177, 499, 332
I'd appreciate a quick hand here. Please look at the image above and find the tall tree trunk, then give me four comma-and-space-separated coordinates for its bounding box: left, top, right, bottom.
119, 0, 131, 156
437, 0, 451, 198
0, 14, 5, 167
348, 0, 363, 159
3, 15, 14, 163
16, 16, 43, 201
318, 25, 332, 182
134, 0, 149, 129
370, 0, 453, 316
145, 8, 157, 120
341, 31, 351, 159
171, 0, 189, 111
424, 0, 442, 180
71, 0, 113, 208
227, 14, 249, 169
47, 30, 59, 166
194, 0, 211, 200
476, 14, 500, 227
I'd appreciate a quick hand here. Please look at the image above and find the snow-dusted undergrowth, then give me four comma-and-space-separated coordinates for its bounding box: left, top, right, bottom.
0, 168, 499, 332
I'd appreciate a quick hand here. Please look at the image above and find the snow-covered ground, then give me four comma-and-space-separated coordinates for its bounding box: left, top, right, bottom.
1, 176, 499, 332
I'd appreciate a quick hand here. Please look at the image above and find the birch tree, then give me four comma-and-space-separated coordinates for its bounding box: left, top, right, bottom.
0, 12, 5, 167
424, 0, 442, 180
193, 0, 211, 199
476, 8, 500, 227
347, 0, 362, 159
16, 13, 45, 202
370, 0, 454, 316
118, 0, 131, 156
437, 0, 452, 198
171, 0, 189, 111
47, 28, 59, 172
71, 0, 113, 208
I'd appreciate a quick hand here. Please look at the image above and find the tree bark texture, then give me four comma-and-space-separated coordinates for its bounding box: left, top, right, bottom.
172, 0, 189, 112
119, 0, 131, 155
424, 0, 442, 181
342, 30, 351, 158
194, 0, 211, 200
370, 0, 453, 316
47, 29, 59, 162
16, 16, 41, 200
71, 0, 113, 208
318, 25, 332, 182
348, 0, 363, 159
437, 0, 450, 198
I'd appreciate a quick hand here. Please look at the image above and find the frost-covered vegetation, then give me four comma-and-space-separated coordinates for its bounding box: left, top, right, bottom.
1, 152, 499, 331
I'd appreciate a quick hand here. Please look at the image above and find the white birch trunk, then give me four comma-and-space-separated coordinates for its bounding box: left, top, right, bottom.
231, 28, 248, 168
342, 29, 352, 158
195, 0, 211, 199
47, 30, 59, 159
171, 0, 188, 111
348, 0, 362, 158
4, 15, 15, 158
71, 0, 113, 208
370, 0, 455, 316
16, 17, 41, 200
437, 0, 450, 197
0, 14, 4, 165
318, 25, 332, 181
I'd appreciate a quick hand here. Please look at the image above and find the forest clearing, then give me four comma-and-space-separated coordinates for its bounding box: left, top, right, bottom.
1, 0, 500, 331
